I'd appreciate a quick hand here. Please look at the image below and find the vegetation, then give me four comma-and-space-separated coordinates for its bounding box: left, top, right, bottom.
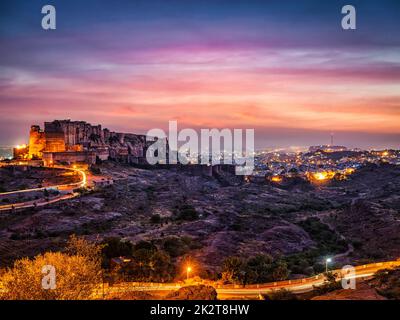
0, 235, 102, 300
89, 166, 101, 175
373, 268, 400, 299
162, 236, 201, 258
221, 254, 289, 285
311, 272, 341, 296
117, 242, 176, 282
150, 214, 161, 224
73, 187, 91, 195
166, 285, 217, 300
284, 218, 347, 275
264, 288, 298, 300
298, 218, 347, 253
101, 239, 176, 283
101, 237, 133, 268
174, 203, 199, 221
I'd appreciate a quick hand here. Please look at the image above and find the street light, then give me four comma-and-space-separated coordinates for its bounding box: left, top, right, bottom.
325, 258, 332, 273
186, 266, 192, 280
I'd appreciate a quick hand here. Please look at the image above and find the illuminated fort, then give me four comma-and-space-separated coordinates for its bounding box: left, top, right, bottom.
15, 120, 154, 166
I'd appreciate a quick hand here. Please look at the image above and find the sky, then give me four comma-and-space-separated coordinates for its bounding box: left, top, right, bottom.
0, 0, 399, 149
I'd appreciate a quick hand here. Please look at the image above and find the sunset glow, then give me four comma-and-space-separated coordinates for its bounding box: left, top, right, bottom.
0, 1, 399, 149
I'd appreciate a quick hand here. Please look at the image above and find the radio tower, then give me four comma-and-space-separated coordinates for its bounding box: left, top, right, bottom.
330, 132, 334, 146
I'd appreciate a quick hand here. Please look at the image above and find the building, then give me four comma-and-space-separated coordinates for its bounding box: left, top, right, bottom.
28, 125, 46, 159
309, 145, 347, 153
44, 120, 104, 149
20, 119, 157, 166
13, 144, 29, 160
110, 257, 132, 270
42, 151, 96, 166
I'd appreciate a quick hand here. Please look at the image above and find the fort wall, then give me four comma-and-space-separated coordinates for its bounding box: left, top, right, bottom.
28, 125, 46, 159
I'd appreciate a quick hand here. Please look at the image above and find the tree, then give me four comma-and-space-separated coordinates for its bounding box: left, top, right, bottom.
246, 254, 274, 283
121, 246, 175, 282
0, 236, 103, 300
134, 240, 157, 252
271, 260, 289, 281
221, 254, 289, 285
162, 237, 190, 258
221, 256, 246, 284
101, 237, 133, 268
66, 234, 103, 265
148, 250, 175, 282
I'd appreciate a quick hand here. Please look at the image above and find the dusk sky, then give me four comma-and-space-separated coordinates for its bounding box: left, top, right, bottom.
0, 0, 399, 149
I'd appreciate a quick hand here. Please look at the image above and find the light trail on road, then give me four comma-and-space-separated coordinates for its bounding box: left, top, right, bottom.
91, 260, 400, 300
0, 165, 87, 212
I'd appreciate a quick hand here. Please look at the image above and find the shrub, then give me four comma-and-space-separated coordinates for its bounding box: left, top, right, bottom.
150, 214, 161, 224
175, 204, 199, 221
264, 289, 298, 300
162, 237, 190, 258
166, 285, 217, 300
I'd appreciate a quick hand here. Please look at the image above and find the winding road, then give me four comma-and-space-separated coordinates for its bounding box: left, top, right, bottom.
95, 259, 400, 299
1, 163, 399, 299
0, 258, 398, 299
0, 165, 88, 212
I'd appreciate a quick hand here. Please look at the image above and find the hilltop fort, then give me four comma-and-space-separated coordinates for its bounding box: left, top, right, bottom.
15, 120, 156, 166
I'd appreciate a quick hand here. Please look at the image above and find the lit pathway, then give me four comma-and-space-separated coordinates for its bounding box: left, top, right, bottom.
0, 165, 87, 212
92, 259, 400, 299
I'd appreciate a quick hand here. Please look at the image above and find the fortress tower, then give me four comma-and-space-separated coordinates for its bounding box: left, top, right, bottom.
28, 125, 46, 159
43, 121, 66, 152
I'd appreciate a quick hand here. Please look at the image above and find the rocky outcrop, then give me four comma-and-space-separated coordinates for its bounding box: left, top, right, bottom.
166, 285, 218, 300
311, 282, 386, 300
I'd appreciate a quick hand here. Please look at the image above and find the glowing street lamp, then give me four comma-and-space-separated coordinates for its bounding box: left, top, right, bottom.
271, 175, 282, 183
325, 258, 332, 273
314, 172, 328, 181
186, 266, 192, 280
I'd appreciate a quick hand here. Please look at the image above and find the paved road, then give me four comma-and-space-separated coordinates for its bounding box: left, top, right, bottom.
96, 260, 400, 299
216, 263, 391, 299
0, 166, 87, 212
0, 254, 398, 299
1, 164, 399, 299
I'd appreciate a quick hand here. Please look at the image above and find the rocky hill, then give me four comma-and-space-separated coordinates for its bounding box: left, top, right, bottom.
1, 162, 399, 283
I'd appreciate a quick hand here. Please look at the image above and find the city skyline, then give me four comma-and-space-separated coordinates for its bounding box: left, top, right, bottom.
1, 0, 400, 149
